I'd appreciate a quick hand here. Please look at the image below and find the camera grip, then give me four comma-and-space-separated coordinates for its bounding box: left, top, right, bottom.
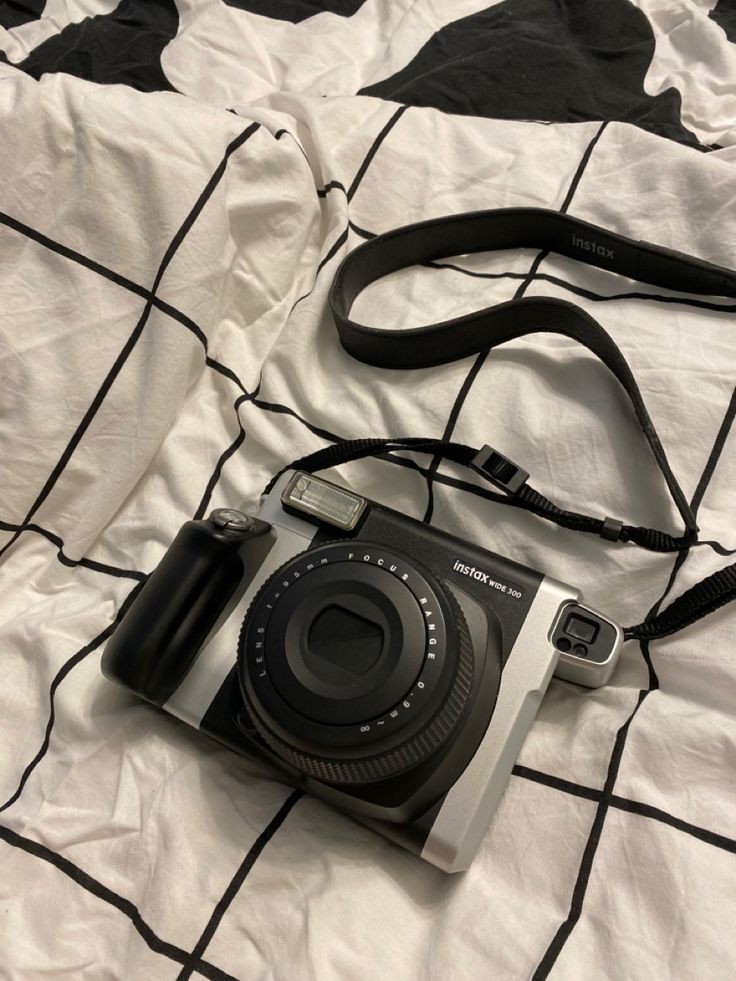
101, 515, 274, 706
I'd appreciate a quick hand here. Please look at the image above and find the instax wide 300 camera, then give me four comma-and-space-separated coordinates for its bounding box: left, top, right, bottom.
102, 470, 622, 873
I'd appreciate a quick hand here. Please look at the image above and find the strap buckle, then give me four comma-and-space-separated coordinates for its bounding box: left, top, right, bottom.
471, 445, 529, 496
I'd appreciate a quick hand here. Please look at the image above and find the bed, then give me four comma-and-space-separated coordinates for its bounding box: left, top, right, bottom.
1, 1, 735, 978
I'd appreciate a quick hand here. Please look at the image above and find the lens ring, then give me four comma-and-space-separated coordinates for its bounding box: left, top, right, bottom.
256, 561, 427, 726
237, 541, 474, 782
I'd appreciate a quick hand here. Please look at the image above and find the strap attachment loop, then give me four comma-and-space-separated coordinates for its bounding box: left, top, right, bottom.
471, 445, 529, 496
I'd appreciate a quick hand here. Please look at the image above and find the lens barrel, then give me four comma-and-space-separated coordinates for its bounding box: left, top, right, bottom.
237, 541, 473, 783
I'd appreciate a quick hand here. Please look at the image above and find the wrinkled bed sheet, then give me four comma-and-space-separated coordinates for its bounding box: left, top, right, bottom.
1, 2, 735, 979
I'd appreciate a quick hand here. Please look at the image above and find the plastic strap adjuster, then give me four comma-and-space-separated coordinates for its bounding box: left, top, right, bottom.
471, 445, 529, 496
600, 516, 624, 542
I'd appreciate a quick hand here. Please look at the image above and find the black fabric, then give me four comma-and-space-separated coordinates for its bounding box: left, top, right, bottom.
223, 0, 367, 24
710, 1, 736, 44
15, 0, 179, 93
0, 0, 44, 30
359, 0, 708, 149
0, 0, 716, 151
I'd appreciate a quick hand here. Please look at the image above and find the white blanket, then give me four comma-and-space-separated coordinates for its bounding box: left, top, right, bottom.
1, 2, 735, 979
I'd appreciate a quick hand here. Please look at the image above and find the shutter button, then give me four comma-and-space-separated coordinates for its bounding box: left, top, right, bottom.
210, 508, 254, 533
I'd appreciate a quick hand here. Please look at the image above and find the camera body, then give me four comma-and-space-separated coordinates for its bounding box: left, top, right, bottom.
102, 471, 622, 873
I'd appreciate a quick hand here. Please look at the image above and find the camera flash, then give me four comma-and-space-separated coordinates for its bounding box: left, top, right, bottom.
282, 472, 366, 530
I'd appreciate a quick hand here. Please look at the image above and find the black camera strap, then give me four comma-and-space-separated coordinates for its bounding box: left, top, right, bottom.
276, 209, 736, 641
329, 209, 736, 536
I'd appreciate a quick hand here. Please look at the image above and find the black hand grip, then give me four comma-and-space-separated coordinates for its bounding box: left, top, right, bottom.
101, 515, 274, 706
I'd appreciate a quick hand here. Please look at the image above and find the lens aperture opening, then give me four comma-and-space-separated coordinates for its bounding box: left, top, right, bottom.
306, 603, 384, 681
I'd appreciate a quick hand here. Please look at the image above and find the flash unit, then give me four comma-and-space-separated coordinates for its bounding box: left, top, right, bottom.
282, 472, 366, 530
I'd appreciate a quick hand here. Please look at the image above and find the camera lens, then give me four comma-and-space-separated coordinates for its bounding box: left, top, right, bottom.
305, 605, 384, 680
237, 541, 474, 784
